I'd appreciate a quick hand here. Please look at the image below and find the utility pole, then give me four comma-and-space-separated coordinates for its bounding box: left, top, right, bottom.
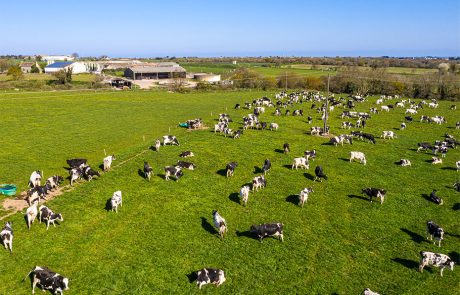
323, 73, 330, 134
285, 71, 288, 92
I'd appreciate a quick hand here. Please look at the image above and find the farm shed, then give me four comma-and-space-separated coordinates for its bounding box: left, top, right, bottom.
124, 63, 186, 80
19, 62, 41, 73
44, 61, 88, 74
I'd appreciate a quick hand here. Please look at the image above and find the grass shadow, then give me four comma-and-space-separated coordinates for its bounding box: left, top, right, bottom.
400, 228, 427, 244
348, 194, 369, 202
453, 203, 460, 211
283, 164, 293, 169
235, 230, 257, 240
201, 217, 218, 235
253, 166, 263, 174
448, 251, 460, 263
137, 169, 146, 179
391, 258, 420, 270
338, 158, 349, 162
98, 164, 104, 170
445, 232, 460, 239
62, 166, 71, 171
424, 159, 433, 163
228, 193, 240, 204
421, 194, 432, 202
304, 173, 315, 180
274, 149, 284, 154
286, 194, 299, 206
216, 169, 227, 177
186, 271, 197, 284
441, 167, 457, 171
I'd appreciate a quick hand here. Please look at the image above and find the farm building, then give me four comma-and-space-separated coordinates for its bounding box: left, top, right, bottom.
193, 73, 221, 83
124, 63, 186, 80
41, 55, 75, 65
19, 62, 41, 73
44, 61, 87, 74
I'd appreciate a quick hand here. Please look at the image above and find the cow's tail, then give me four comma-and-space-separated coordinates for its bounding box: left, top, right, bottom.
22, 266, 36, 282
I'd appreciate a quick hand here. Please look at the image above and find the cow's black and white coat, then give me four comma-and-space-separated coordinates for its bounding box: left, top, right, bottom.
45, 176, 64, 191
196, 268, 226, 289
252, 175, 266, 191
250, 223, 284, 242
143, 161, 153, 180
179, 151, 194, 158
177, 161, 196, 170
29, 171, 42, 188
426, 221, 444, 247
398, 159, 411, 167
25, 266, 69, 294
25, 201, 39, 230
262, 159, 271, 175
0, 221, 13, 253
66, 158, 87, 169
226, 162, 238, 177
429, 189, 443, 205
164, 166, 183, 181
212, 210, 227, 239
103, 155, 116, 171
110, 191, 122, 213
299, 188, 314, 207
38, 205, 63, 230
362, 188, 386, 204
163, 135, 180, 146
419, 251, 455, 276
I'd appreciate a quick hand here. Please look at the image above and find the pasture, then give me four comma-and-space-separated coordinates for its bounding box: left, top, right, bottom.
0, 90, 459, 294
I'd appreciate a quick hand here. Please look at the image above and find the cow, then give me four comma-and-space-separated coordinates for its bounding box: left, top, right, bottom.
143, 161, 153, 180
262, 159, 271, 175
451, 105, 457, 110
419, 251, 455, 276
103, 155, 116, 171
223, 127, 233, 137
25, 201, 39, 230
26, 185, 48, 205
212, 210, 227, 239
69, 168, 82, 186
226, 162, 238, 177
398, 159, 412, 167
252, 175, 266, 191
29, 171, 42, 188
240, 185, 250, 206
269, 122, 279, 131
350, 152, 367, 165
342, 122, 354, 129
363, 289, 380, 295
110, 191, 122, 213
82, 166, 100, 181
292, 157, 309, 170
24, 266, 69, 294
454, 182, 460, 192
311, 126, 329, 136
456, 160, 460, 171
45, 176, 64, 191
426, 221, 444, 247
233, 130, 243, 139
431, 157, 442, 165
155, 139, 161, 152
428, 102, 439, 108
0, 221, 13, 253
163, 135, 179, 146
274, 108, 281, 116
381, 105, 390, 112
164, 166, 183, 181
361, 133, 375, 144
66, 158, 87, 169
381, 131, 396, 139
299, 188, 314, 207
456, 122, 460, 129
38, 205, 63, 230
417, 142, 434, 153
304, 150, 316, 161
179, 151, 194, 158
307, 116, 312, 124
405, 108, 417, 114
176, 160, 196, 170
234, 103, 240, 109
362, 188, 386, 204
429, 189, 443, 205
250, 223, 284, 242
400, 122, 406, 130
405, 116, 413, 122
196, 268, 226, 289
283, 143, 290, 153
314, 166, 328, 182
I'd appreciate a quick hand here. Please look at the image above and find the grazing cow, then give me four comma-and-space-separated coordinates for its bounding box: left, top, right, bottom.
69, 168, 82, 186
314, 166, 328, 182
177, 160, 196, 170
269, 122, 279, 131
274, 108, 281, 116
82, 166, 100, 181
24, 266, 69, 294
38, 205, 63, 230
451, 105, 457, 110
304, 150, 317, 161
235, 103, 240, 109
311, 126, 329, 136
26, 185, 48, 205
307, 116, 312, 124
417, 142, 434, 153
330, 136, 344, 146
285, 110, 290, 116
429, 189, 443, 205
456, 160, 460, 171
25, 201, 39, 230
0, 221, 13, 253
179, 151, 194, 158
453, 182, 460, 192
164, 166, 183, 181
240, 185, 250, 206
262, 159, 271, 175
362, 188, 386, 204
431, 157, 442, 165
29, 171, 42, 188
45, 176, 64, 191
428, 102, 439, 108
342, 121, 354, 129
162, 135, 180, 146
283, 143, 290, 153
223, 127, 233, 137
405, 108, 417, 114
233, 130, 243, 139
226, 162, 238, 177
419, 251, 455, 276
212, 210, 227, 239
456, 122, 460, 129
400, 122, 406, 130
381, 105, 390, 112
250, 223, 284, 242
398, 159, 412, 167
196, 268, 226, 289
252, 175, 266, 191
426, 221, 444, 247
103, 155, 116, 171
110, 191, 122, 213
364, 289, 380, 295
350, 151, 367, 165
292, 157, 309, 170
143, 161, 153, 180
155, 139, 161, 152
381, 131, 396, 139
299, 187, 314, 207
66, 158, 87, 168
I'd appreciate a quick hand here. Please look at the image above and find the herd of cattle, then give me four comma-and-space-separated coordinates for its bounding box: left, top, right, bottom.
1, 91, 459, 294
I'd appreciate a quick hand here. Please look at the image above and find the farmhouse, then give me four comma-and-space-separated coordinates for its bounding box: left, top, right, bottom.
19, 62, 41, 73
44, 61, 87, 74
124, 62, 186, 80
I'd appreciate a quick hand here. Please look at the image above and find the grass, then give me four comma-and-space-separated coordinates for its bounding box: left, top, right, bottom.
0, 90, 459, 294
0, 73, 97, 82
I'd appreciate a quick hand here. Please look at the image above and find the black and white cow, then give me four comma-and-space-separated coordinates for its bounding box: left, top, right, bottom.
431, 157, 442, 165
38, 205, 63, 230
164, 166, 183, 181
143, 161, 153, 180
66, 158, 87, 169
283, 143, 290, 153
262, 159, 271, 175
398, 159, 412, 167
419, 251, 455, 276
363, 289, 380, 295
314, 166, 328, 182
456, 160, 460, 172
163, 135, 180, 146
69, 168, 82, 186
82, 166, 100, 181
400, 122, 406, 130
26, 185, 48, 205
25, 201, 39, 230
304, 150, 316, 161
212, 210, 227, 239
250, 223, 284, 242
179, 151, 194, 158
196, 268, 226, 289
454, 182, 460, 192
155, 139, 161, 152
311, 126, 329, 135
226, 162, 238, 177
405, 116, 413, 122
362, 188, 386, 204
381, 131, 396, 139
426, 221, 444, 247
240, 185, 250, 206
429, 189, 443, 205
103, 155, 116, 171
24, 266, 69, 294
45, 176, 64, 191
292, 157, 309, 170
456, 121, 460, 129
417, 142, 434, 153
342, 122, 354, 129
29, 171, 42, 188
350, 151, 367, 165
177, 160, 196, 170
0, 221, 13, 253
307, 116, 312, 124
233, 129, 243, 139
252, 175, 266, 191
299, 188, 314, 207
110, 191, 122, 213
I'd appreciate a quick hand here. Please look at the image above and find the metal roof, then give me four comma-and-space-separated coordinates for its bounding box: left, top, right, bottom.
128, 65, 186, 73
45, 61, 74, 68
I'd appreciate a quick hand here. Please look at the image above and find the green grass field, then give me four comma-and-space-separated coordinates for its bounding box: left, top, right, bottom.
0, 90, 459, 294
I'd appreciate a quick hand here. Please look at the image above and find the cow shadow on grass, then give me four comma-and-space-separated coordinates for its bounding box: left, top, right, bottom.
391, 258, 422, 271
137, 169, 146, 179
274, 149, 284, 154
347, 194, 369, 202
445, 231, 460, 239
228, 193, 240, 205
453, 203, 460, 211
304, 173, 315, 181
98, 164, 104, 171
400, 228, 428, 244
448, 251, 460, 263
235, 230, 257, 241
253, 166, 263, 174
338, 158, 349, 162
441, 167, 457, 171
104, 198, 113, 211
283, 164, 293, 169
286, 194, 299, 206
186, 271, 198, 283
201, 217, 218, 236
421, 194, 433, 203
216, 169, 227, 177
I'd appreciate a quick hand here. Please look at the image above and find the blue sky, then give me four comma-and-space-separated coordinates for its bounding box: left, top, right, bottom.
2, 0, 459, 57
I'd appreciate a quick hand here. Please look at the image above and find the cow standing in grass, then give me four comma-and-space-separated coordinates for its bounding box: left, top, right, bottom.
0, 221, 13, 253
143, 161, 153, 180
240, 186, 250, 206
212, 210, 227, 239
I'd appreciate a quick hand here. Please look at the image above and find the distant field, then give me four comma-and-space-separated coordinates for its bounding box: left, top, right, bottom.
0, 73, 97, 82
0, 90, 459, 294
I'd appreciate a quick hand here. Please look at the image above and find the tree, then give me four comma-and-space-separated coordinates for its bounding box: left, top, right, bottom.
35, 55, 42, 61
52, 68, 73, 84
71, 52, 79, 59
7, 66, 23, 80
30, 64, 40, 73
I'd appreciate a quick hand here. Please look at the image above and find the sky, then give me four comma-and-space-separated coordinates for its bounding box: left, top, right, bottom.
2, 0, 459, 57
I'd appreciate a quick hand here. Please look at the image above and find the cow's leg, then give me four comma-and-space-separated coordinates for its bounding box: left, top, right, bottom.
46, 220, 50, 230
32, 276, 39, 294
440, 266, 445, 276
279, 233, 284, 242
